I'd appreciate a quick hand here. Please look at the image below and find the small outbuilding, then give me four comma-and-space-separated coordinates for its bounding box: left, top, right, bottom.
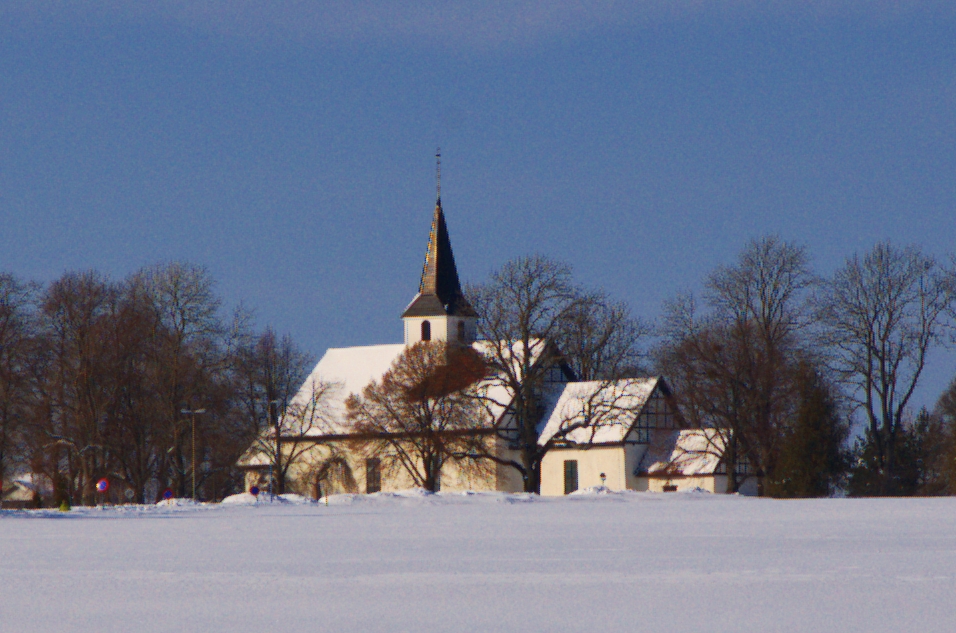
537, 378, 759, 496
1, 474, 49, 509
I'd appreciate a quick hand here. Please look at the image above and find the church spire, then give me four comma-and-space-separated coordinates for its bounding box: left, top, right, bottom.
401, 156, 477, 319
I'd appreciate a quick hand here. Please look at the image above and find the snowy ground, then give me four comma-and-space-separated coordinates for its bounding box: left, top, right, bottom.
2, 491, 955, 633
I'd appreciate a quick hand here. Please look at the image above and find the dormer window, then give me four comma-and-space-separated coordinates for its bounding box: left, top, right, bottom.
421, 320, 431, 341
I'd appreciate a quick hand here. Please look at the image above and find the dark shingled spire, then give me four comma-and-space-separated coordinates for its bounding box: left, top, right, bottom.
402, 197, 477, 318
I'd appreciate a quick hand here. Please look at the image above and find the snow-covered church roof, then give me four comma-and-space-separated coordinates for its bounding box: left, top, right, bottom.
273, 338, 552, 439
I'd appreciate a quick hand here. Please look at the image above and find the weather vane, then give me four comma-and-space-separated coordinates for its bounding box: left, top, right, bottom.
436, 147, 441, 201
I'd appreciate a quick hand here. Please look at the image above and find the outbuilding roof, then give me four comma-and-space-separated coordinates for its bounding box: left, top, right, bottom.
641, 429, 728, 476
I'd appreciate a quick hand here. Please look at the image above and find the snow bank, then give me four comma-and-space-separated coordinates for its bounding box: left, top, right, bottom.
277, 493, 317, 504
155, 497, 202, 508
221, 492, 320, 506
220, 492, 262, 505
569, 485, 614, 495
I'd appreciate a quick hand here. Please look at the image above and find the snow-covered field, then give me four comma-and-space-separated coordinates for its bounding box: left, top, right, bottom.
2, 491, 955, 632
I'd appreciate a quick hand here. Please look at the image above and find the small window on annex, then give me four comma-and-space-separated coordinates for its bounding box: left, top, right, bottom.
365, 458, 381, 494
421, 320, 431, 341
563, 460, 579, 495
457, 321, 466, 342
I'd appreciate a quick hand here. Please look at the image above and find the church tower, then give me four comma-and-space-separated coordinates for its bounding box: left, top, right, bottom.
402, 154, 478, 346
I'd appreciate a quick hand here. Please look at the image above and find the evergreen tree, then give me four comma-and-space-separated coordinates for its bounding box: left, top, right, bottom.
848, 407, 948, 496
767, 363, 850, 498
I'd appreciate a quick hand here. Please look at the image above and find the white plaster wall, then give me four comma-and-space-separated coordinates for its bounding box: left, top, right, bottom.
403, 316, 477, 346
640, 475, 758, 495
494, 439, 526, 493
624, 443, 650, 492
644, 476, 719, 493
405, 316, 446, 345
540, 446, 627, 496
272, 437, 504, 497
243, 469, 266, 492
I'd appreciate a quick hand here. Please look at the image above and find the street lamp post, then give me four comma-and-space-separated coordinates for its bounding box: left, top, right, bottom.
181, 408, 207, 501
267, 399, 280, 499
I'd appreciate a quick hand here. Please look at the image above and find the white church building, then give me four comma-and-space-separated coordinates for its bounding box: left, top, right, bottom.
239, 182, 757, 497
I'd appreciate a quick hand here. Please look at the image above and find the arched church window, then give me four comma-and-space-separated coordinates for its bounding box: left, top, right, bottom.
421, 320, 431, 341
457, 321, 466, 342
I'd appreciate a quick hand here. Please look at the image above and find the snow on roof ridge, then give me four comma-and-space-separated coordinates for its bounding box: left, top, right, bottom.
246, 337, 557, 448
401, 292, 423, 313
321, 342, 406, 352
536, 377, 661, 446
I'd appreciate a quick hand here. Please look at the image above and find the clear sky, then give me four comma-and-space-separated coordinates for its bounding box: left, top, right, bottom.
2, 2, 955, 407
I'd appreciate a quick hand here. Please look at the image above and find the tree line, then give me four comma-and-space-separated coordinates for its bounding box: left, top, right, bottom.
655, 238, 956, 496
3, 237, 956, 503
0, 263, 312, 506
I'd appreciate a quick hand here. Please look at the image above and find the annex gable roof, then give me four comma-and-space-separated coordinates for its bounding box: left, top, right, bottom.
536, 377, 662, 446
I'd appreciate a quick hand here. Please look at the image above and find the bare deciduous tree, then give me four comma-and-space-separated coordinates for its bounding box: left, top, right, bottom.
30, 271, 118, 505
467, 254, 652, 492
818, 242, 955, 495
655, 309, 750, 492
245, 376, 336, 496
0, 263, 317, 505
346, 341, 490, 492
100, 280, 165, 504
233, 328, 314, 495
656, 236, 816, 493
135, 263, 226, 500
557, 293, 650, 381
466, 255, 580, 493
932, 377, 956, 494
0, 274, 36, 498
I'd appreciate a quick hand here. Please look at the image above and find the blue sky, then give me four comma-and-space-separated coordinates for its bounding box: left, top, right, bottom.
1, 1, 955, 407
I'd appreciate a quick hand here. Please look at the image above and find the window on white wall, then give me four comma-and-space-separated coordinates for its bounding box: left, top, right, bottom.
429, 455, 442, 491
563, 460, 578, 495
366, 458, 381, 494
421, 320, 431, 341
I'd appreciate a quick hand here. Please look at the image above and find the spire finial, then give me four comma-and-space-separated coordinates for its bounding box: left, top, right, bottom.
435, 147, 441, 202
